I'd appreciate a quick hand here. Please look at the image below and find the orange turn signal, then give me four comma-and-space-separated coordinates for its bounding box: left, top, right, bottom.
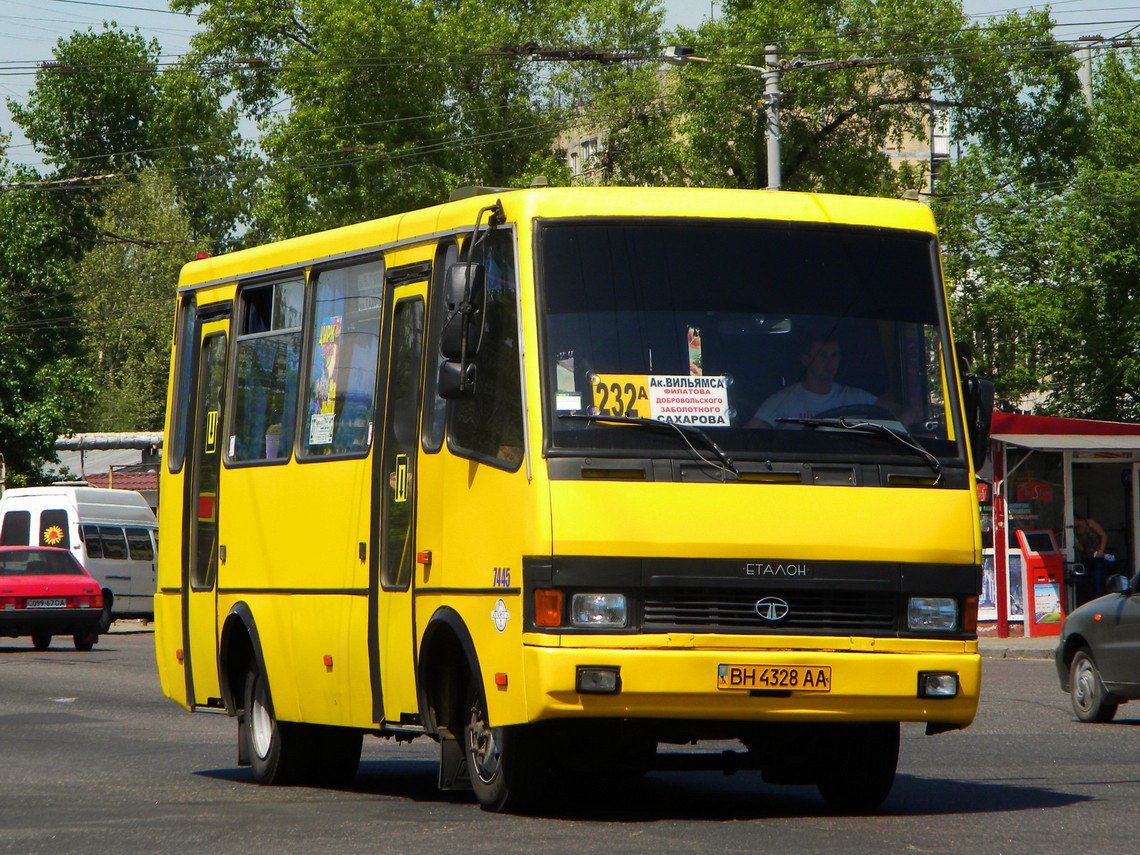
963, 596, 978, 634
534, 589, 563, 627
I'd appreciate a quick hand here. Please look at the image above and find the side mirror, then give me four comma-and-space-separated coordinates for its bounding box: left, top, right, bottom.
1106, 574, 1132, 595
440, 262, 485, 360
438, 360, 477, 400
963, 375, 994, 471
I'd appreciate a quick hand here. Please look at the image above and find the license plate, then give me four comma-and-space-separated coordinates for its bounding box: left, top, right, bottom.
27, 598, 67, 609
717, 664, 832, 692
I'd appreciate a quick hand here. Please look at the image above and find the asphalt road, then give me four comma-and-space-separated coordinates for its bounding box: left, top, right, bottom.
1, 631, 1136, 855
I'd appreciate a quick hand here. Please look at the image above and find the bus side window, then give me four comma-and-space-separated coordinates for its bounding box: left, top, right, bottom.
38, 509, 71, 549
169, 294, 199, 473
83, 525, 104, 559
231, 280, 304, 463
1, 510, 31, 546
125, 527, 155, 561
300, 259, 383, 458
448, 231, 524, 470
422, 240, 457, 453
100, 526, 128, 561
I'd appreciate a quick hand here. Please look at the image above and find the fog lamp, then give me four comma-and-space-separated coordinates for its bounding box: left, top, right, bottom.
576, 666, 621, 694
908, 597, 958, 631
571, 593, 627, 627
918, 672, 959, 698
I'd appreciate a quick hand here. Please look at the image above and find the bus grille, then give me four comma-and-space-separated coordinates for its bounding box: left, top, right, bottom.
642, 589, 897, 633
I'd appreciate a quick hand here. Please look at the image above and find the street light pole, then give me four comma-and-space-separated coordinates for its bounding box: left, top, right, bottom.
763, 44, 781, 190
665, 45, 783, 190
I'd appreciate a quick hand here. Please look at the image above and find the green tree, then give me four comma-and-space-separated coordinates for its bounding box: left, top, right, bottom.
74, 173, 206, 432
0, 162, 92, 483
171, 0, 638, 238
581, 3, 1084, 194
936, 47, 1140, 420
8, 24, 254, 244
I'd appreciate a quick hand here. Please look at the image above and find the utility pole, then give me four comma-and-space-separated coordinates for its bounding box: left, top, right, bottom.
763, 44, 782, 190
664, 45, 783, 190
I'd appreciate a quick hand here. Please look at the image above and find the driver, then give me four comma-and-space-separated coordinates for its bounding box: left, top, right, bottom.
747, 337, 883, 428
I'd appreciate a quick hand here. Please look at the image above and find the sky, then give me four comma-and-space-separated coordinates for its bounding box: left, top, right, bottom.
1, 1, 1135, 171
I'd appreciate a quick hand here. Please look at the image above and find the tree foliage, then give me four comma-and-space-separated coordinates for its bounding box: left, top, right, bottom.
0, 161, 92, 483
8, 24, 254, 244
172, 0, 601, 238
936, 47, 1140, 420
74, 174, 206, 432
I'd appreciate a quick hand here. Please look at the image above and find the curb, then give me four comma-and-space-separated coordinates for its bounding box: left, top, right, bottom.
979, 648, 1054, 660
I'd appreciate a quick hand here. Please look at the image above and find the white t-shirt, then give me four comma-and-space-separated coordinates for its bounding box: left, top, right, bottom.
752, 383, 876, 427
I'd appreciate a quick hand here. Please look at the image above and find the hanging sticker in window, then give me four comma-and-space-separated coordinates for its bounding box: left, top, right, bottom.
687, 326, 703, 376
591, 374, 730, 426
313, 316, 343, 415
205, 410, 219, 454
394, 453, 409, 502
309, 412, 335, 445
42, 526, 65, 546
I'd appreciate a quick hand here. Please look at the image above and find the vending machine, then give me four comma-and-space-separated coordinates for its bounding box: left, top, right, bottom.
1016, 529, 1065, 637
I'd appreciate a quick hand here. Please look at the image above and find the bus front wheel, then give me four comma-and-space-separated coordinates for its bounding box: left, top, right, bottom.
816, 722, 899, 811
464, 681, 545, 812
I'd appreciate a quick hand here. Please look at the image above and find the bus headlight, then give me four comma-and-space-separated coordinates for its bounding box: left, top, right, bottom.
908, 597, 958, 631
571, 593, 627, 628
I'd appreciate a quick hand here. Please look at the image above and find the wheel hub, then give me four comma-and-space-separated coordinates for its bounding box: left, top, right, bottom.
467, 702, 502, 784
250, 693, 273, 760
1074, 662, 1095, 711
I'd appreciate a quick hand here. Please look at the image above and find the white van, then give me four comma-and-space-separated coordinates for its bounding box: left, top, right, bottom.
0, 486, 157, 630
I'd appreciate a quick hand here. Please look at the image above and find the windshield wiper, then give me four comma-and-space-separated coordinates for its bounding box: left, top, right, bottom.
776, 417, 942, 483
559, 413, 739, 477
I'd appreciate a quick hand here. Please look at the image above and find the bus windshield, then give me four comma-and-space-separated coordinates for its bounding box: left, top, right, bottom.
538, 219, 963, 463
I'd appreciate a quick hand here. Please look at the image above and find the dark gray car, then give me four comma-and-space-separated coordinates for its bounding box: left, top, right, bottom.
1055, 571, 1140, 721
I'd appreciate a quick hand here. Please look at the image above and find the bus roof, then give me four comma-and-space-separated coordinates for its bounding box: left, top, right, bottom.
177, 186, 937, 293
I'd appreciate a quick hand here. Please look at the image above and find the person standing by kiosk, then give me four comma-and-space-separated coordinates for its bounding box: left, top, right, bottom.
1074, 514, 1108, 601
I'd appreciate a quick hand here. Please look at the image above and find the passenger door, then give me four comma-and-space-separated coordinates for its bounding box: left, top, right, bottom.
182, 322, 228, 708
371, 284, 426, 725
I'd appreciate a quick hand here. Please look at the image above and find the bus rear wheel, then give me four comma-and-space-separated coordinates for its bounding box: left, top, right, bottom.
242, 665, 362, 786
816, 722, 899, 811
244, 665, 312, 785
464, 681, 545, 812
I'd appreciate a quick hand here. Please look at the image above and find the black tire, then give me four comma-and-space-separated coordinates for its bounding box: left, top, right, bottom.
1070, 649, 1118, 723
243, 665, 314, 785
73, 632, 97, 651
464, 680, 545, 812
97, 592, 113, 634
816, 722, 900, 811
31, 633, 51, 651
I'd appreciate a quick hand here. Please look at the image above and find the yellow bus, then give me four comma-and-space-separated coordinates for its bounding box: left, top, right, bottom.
155, 186, 992, 812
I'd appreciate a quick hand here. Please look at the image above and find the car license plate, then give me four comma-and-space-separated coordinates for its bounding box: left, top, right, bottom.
27, 598, 67, 609
717, 664, 832, 692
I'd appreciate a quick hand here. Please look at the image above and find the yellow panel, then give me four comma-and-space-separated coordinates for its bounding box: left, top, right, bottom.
550, 480, 980, 565
217, 457, 372, 725
153, 591, 187, 708
522, 646, 980, 726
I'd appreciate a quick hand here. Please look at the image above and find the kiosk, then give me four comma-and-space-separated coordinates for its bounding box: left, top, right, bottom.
1016, 529, 1064, 637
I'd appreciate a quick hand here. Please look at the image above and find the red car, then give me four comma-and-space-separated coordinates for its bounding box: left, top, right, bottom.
0, 546, 103, 650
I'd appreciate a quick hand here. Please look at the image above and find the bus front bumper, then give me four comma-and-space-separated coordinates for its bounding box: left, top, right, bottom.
521, 641, 981, 727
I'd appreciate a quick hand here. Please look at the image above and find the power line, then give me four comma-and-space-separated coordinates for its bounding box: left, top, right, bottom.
40, 0, 198, 18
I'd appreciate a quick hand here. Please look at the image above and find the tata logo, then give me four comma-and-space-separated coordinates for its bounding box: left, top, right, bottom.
745, 563, 809, 577
755, 597, 790, 621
